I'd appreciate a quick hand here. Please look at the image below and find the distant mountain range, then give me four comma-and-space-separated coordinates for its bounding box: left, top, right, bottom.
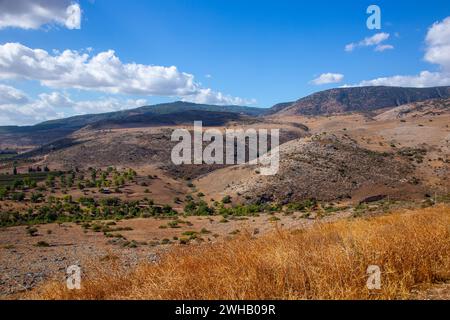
2, 86, 450, 138
0, 101, 266, 135
269, 86, 450, 116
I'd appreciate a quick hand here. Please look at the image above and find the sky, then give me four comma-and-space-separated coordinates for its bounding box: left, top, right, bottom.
0, 0, 449, 125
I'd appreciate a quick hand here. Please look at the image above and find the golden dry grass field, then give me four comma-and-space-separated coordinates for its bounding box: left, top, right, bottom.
27, 205, 450, 300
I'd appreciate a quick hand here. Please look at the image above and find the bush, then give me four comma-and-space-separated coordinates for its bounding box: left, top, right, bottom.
286, 199, 317, 212
11, 192, 25, 201
222, 195, 232, 204
31, 193, 44, 203
27, 227, 38, 237
0, 187, 7, 200
35, 241, 50, 247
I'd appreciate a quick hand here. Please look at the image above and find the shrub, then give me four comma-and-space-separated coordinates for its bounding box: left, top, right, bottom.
31, 193, 44, 203
200, 228, 211, 234
182, 231, 197, 236
167, 221, 180, 228
0, 187, 7, 200
35, 241, 50, 247
11, 192, 25, 201
27, 227, 38, 237
161, 238, 171, 245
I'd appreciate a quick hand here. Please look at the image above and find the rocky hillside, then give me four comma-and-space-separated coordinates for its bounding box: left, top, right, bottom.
197, 134, 421, 203
375, 97, 450, 121
270, 86, 450, 116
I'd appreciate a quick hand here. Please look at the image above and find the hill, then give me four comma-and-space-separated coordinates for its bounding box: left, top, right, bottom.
374, 97, 450, 121
270, 86, 450, 116
196, 133, 421, 204
0, 101, 266, 148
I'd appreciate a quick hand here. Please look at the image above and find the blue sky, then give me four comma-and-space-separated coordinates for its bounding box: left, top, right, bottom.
0, 0, 449, 125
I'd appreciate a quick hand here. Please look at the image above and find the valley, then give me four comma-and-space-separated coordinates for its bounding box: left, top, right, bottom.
1, 86, 450, 299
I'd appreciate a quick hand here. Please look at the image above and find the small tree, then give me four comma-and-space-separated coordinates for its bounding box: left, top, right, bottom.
222, 195, 232, 204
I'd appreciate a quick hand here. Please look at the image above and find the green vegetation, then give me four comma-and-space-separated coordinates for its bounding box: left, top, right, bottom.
0, 172, 59, 188
222, 195, 232, 204
0, 195, 177, 227
286, 199, 317, 212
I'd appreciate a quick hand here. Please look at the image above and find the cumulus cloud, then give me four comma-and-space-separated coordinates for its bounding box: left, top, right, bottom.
0, 84, 29, 105
374, 44, 394, 52
0, 43, 252, 106
345, 33, 393, 52
0, 86, 149, 126
310, 73, 344, 85
350, 17, 450, 87
0, 0, 81, 30
357, 71, 450, 87
182, 88, 257, 106
424, 16, 450, 71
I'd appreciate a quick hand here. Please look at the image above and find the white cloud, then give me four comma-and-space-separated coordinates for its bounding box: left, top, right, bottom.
375, 44, 394, 52
0, 43, 252, 106
65, 3, 82, 30
345, 33, 393, 52
424, 16, 450, 71
0, 86, 149, 126
349, 17, 450, 87
72, 97, 148, 114
357, 71, 450, 87
182, 88, 256, 106
0, 84, 29, 105
310, 73, 344, 85
0, 0, 81, 30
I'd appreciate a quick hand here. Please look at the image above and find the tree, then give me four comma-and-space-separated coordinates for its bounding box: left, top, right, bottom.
0, 187, 7, 200
13, 167, 17, 175
222, 195, 232, 204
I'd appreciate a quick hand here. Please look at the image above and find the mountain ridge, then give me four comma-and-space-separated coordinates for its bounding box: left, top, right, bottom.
269, 86, 450, 116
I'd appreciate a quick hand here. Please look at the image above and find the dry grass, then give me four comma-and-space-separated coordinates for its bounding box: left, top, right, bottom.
28, 205, 450, 300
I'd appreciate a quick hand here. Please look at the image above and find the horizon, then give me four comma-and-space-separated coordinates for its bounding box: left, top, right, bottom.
3, 83, 450, 128
0, 85, 450, 128
0, 0, 449, 125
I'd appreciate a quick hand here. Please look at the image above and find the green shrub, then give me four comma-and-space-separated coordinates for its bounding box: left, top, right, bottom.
0, 187, 7, 200
222, 195, 232, 204
31, 193, 44, 203
11, 192, 25, 201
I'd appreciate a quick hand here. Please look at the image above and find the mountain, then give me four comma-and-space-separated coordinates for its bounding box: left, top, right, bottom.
269, 86, 450, 116
2, 101, 266, 133
0, 101, 267, 147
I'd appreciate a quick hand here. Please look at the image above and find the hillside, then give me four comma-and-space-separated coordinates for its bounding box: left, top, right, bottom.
0, 101, 266, 148
197, 133, 421, 204
374, 97, 450, 121
270, 86, 450, 116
